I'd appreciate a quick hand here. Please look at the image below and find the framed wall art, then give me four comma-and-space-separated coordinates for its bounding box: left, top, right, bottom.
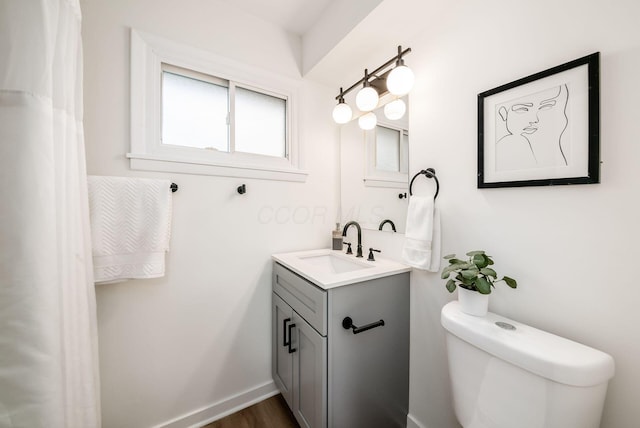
477, 52, 600, 188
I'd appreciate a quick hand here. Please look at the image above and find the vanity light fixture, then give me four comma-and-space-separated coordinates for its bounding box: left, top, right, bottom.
383, 98, 406, 120
358, 112, 377, 130
332, 46, 413, 129
355, 69, 379, 112
332, 87, 353, 124
386, 46, 415, 96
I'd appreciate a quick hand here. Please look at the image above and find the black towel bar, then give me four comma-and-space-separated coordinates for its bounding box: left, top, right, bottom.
409, 168, 439, 200
342, 317, 385, 335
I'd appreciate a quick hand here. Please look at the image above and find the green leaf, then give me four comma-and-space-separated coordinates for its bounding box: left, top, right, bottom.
460, 268, 479, 279
442, 262, 469, 274
440, 263, 466, 279
476, 277, 492, 294
472, 254, 489, 268
503, 276, 518, 288
480, 267, 497, 278
466, 250, 485, 257
441, 265, 453, 274
443, 254, 456, 259
456, 273, 474, 286
486, 257, 494, 265
448, 258, 465, 265
445, 279, 456, 293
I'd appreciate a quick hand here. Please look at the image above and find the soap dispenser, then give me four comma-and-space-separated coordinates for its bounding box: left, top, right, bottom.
332, 223, 343, 250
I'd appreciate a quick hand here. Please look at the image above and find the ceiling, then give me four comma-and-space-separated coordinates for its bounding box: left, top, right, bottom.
217, 0, 333, 36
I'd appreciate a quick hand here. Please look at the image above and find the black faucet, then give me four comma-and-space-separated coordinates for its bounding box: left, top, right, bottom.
342, 221, 363, 258
378, 219, 397, 232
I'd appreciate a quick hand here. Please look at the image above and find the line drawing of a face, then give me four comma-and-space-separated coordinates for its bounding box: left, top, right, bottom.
496, 84, 569, 171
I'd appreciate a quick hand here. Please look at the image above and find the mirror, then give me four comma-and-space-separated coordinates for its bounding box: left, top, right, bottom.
340, 100, 409, 233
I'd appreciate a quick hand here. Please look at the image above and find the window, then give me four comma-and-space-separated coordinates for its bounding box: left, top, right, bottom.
235, 86, 287, 157
161, 66, 229, 151
129, 29, 305, 182
365, 122, 409, 188
160, 64, 287, 158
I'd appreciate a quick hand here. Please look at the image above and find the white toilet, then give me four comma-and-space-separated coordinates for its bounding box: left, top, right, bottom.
441, 301, 615, 428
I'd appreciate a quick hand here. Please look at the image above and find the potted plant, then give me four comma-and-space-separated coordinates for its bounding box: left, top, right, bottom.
441, 250, 517, 316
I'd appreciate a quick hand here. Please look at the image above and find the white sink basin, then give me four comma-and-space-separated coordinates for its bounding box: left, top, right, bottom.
298, 253, 372, 274
272, 249, 411, 289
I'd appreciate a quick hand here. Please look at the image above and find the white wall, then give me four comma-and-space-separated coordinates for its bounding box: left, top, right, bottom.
406, 1, 640, 427
81, 1, 338, 427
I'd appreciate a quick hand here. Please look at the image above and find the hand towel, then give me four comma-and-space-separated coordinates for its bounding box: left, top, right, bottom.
402, 196, 441, 271
87, 176, 173, 283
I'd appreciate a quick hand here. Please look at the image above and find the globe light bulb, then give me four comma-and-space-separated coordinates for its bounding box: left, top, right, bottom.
332, 102, 352, 124
358, 112, 377, 130
384, 99, 406, 120
387, 65, 415, 96
355, 86, 379, 112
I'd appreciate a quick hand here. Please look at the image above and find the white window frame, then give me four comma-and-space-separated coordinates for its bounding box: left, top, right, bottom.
129, 29, 306, 182
364, 120, 409, 188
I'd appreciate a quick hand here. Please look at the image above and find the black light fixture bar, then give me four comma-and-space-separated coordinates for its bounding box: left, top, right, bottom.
335, 46, 412, 101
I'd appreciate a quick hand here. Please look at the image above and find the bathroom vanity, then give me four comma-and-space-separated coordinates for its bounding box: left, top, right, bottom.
271, 249, 410, 428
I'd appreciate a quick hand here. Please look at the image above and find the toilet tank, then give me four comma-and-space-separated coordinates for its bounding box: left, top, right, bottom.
441, 302, 615, 428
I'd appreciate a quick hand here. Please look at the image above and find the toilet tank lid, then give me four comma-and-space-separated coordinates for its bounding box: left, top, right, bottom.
441, 301, 615, 387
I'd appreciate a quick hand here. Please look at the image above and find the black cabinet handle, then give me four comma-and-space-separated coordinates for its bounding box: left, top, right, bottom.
283, 318, 291, 347
287, 323, 297, 353
342, 316, 385, 334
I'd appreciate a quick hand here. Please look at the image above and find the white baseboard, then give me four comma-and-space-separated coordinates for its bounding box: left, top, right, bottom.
154, 380, 279, 428
407, 413, 426, 428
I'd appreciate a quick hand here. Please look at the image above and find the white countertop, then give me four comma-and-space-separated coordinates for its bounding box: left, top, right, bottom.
272, 248, 411, 289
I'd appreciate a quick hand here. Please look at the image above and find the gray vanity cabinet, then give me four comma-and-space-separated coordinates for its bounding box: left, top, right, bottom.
272, 262, 409, 428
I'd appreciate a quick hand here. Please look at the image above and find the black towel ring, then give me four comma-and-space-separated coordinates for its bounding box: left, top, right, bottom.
409, 168, 439, 200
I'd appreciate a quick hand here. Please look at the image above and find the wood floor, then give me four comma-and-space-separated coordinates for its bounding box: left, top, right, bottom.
203, 394, 299, 428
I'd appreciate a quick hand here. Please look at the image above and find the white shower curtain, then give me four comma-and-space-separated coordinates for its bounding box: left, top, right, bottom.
0, 1, 101, 427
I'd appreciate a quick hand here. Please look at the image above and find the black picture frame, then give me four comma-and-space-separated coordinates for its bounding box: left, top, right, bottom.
478, 52, 600, 188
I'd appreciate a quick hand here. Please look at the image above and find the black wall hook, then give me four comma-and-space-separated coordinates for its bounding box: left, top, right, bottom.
170, 183, 178, 192
237, 184, 246, 194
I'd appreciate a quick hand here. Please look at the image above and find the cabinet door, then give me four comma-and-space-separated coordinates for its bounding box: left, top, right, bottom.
292, 312, 327, 428
272, 293, 294, 408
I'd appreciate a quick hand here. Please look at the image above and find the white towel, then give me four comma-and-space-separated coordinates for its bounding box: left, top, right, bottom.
87, 176, 173, 283
402, 196, 441, 271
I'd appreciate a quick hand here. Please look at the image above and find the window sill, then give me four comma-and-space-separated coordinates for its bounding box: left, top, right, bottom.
127, 153, 308, 182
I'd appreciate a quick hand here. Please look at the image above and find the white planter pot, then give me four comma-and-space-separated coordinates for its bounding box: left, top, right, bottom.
457, 287, 489, 316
